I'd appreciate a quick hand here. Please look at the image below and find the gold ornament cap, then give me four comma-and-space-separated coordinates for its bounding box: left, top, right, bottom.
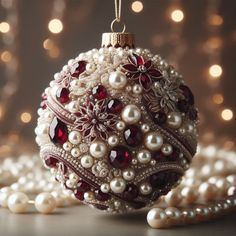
101, 32, 135, 48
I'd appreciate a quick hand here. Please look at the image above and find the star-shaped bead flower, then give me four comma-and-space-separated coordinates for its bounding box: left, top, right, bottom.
122, 53, 162, 91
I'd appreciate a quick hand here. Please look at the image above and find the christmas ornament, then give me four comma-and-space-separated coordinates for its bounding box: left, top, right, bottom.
35, 0, 199, 213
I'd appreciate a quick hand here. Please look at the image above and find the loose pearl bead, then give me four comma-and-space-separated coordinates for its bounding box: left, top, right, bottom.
110, 178, 126, 193
0, 189, 13, 208
122, 169, 135, 181
71, 148, 80, 158
144, 132, 163, 151
140, 183, 152, 195
164, 190, 182, 207
68, 131, 81, 145
167, 112, 182, 129
181, 187, 198, 205
108, 135, 119, 147
7, 192, 29, 213
51, 191, 65, 207
137, 150, 151, 164
116, 121, 126, 130
141, 123, 150, 133
132, 84, 142, 94
198, 183, 218, 202
161, 144, 173, 156
147, 208, 167, 228
100, 183, 110, 193
108, 72, 127, 89
89, 141, 107, 158
80, 155, 94, 168
121, 105, 141, 124
35, 193, 56, 214
63, 142, 72, 152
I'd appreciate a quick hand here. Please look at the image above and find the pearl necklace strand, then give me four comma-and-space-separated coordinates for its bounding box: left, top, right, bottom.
0, 154, 78, 214
147, 145, 236, 228
0, 145, 236, 228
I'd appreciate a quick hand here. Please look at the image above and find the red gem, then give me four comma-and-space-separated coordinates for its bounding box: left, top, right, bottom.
124, 125, 143, 147
139, 74, 152, 90
153, 110, 167, 125
109, 145, 132, 169
95, 190, 110, 202
56, 87, 70, 104
71, 61, 86, 77
41, 92, 47, 100
75, 181, 90, 201
92, 85, 107, 100
40, 101, 47, 110
123, 184, 139, 201
107, 99, 123, 114
180, 85, 194, 105
49, 117, 68, 145
45, 156, 58, 168
177, 99, 190, 113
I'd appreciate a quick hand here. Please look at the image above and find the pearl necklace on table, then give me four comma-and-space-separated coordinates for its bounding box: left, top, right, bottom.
147, 145, 236, 228
0, 154, 78, 214
0, 145, 236, 229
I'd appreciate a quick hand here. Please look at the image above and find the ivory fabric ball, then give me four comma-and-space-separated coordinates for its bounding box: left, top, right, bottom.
36, 46, 198, 213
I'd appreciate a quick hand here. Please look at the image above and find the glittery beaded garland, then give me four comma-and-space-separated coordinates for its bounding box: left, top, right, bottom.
35, 47, 198, 213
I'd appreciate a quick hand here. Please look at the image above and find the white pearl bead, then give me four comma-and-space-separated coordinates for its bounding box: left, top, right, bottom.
167, 112, 182, 129
161, 144, 173, 156
35, 193, 56, 214
132, 84, 142, 94
51, 191, 65, 207
0, 189, 13, 207
80, 155, 94, 168
86, 63, 95, 73
147, 208, 167, 228
141, 123, 150, 133
68, 131, 81, 145
122, 169, 135, 181
228, 186, 236, 196
110, 178, 126, 193
121, 105, 141, 124
140, 183, 152, 195
89, 141, 107, 158
63, 142, 72, 152
198, 183, 218, 202
137, 150, 151, 164
108, 135, 119, 147
36, 124, 49, 136
7, 192, 29, 213
164, 190, 182, 207
100, 183, 110, 193
66, 179, 76, 188
108, 72, 127, 89
71, 148, 80, 158
181, 187, 198, 205
116, 121, 126, 130
165, 207, 181, 220
144, 132, 163, 151
68, 101, 79, 113
84, 191, 95, 202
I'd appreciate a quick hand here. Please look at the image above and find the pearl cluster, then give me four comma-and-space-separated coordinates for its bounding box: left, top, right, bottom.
147, 145, 236, 228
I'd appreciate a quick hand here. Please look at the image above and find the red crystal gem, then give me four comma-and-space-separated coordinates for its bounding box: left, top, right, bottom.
123, 184, 139, 201
124, 125, 143, 147
109, 145, 132, 169
180, 85, 194, 105
56, 87, 70, 104
75, 181, 90, 201
49, 117, 68, 145
71, 61, 86, 77
45, 156, 58, 168
107, 99, 123, 114
139, 74, 152, 90
92, 85, 107, 100
95, 190, 110, 202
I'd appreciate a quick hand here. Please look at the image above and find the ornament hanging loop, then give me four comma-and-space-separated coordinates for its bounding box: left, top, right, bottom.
111, 0, 126, 33
111, 18, 126, 33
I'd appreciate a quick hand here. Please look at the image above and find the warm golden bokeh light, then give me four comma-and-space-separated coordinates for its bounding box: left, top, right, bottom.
43, 38, 54, 50
0, 21, 10, 33
1, 50, 12, 62
209, 64, 223, 78
131, 1, 143, 13
208, 14, 223, 26
20, 112, 32, 123
206, 37, 222, 50
48, 46, 60, 58
48, 18, 63, 34
170, 9, 184, 23
212, 94, 224, 105
221, 109, 233, 121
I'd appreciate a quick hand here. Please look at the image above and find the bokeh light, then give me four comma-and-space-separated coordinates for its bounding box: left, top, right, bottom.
43, 38, 54, 50
208, 14, 223, 26
221, 109, 233, 121
48, 18, 63, 34
131, 1, 143, 13
1, 51, 12, 62
209, 64, 222, 78
0, 21, 10, 33
20, 112, 32, 123
212, 94, 224, 105
170, 9, 184, 23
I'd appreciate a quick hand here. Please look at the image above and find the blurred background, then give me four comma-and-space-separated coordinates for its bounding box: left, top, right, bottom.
0, 0, 235, 156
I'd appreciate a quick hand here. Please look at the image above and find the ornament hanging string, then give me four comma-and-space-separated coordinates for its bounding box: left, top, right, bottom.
111, 0, 126, 33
